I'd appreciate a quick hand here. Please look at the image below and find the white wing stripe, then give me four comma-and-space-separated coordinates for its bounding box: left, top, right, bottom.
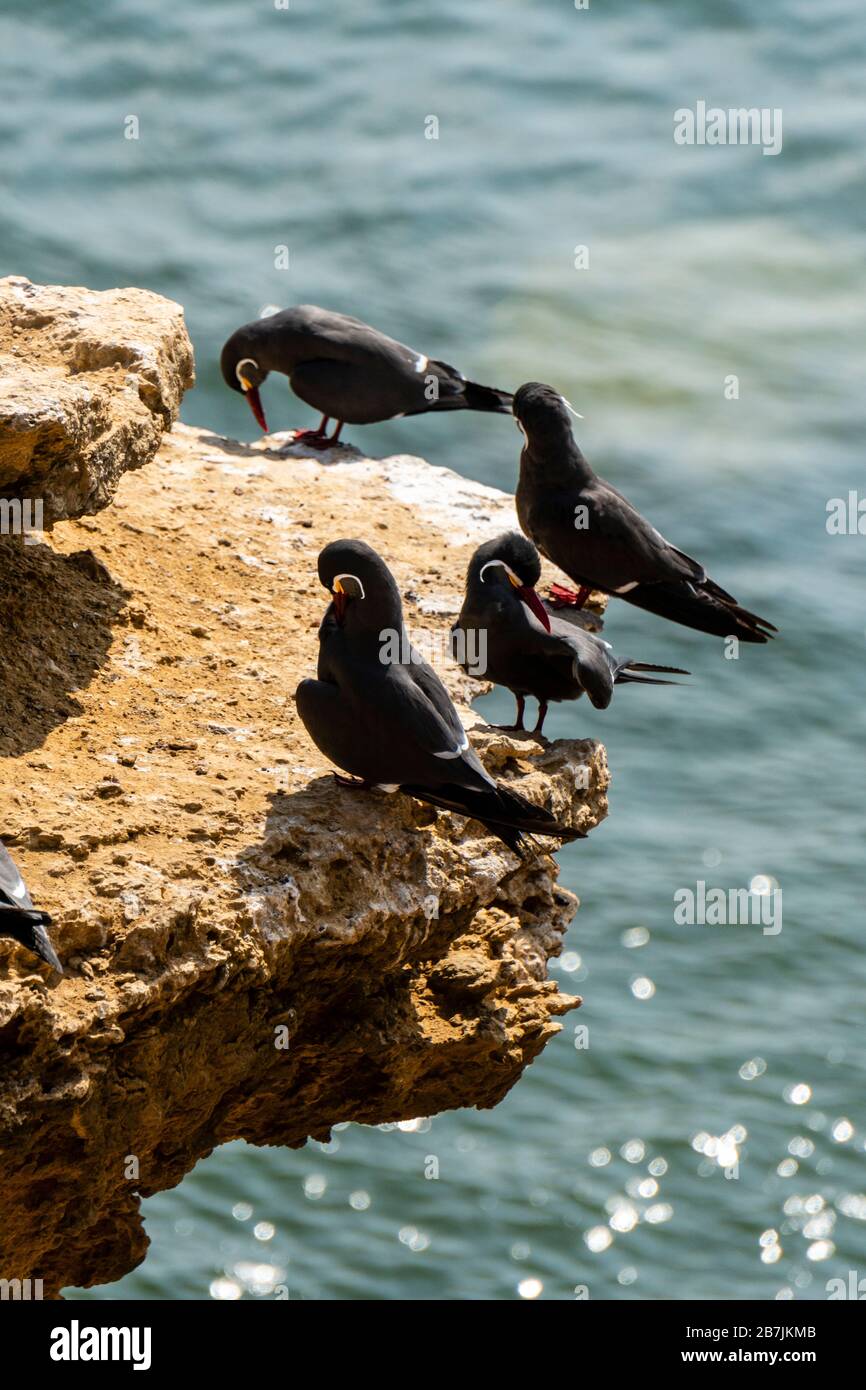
433, 733, 469, 760
8, 871, 27, 901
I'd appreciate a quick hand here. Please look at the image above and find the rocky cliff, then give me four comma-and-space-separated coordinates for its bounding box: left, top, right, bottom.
0, 282, 608, 1297
0, 275, 193, 526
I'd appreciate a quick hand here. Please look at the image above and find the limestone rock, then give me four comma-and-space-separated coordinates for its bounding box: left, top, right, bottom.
0, 277, 194, 525
0, 418, 608, 1296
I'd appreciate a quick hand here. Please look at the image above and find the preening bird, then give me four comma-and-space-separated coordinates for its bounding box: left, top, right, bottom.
294, 539, 580, 856
453, 532, 689, 734
220, 304, 513, 444
0, 840, 62, 972
512, 382, 777, 643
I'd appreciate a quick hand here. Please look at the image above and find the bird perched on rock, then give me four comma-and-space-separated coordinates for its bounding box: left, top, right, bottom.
0, 840, 62, 972
513, 382, 777, 643
295, 539, 580, 856
221, 304, 513, 444
453, 532, 689, 734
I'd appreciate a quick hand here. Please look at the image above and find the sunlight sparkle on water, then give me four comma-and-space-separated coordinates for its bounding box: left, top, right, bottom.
585, 1225, 613, 1253
739, 1057, 767, 1081
789, 1136, 814, 1158
803, 1209, 835, 1239
644, 1203, 674, 1225
806, 1240, 835, 1261
608, 1199, 640, 1233
692, 1126, 745, 1169
621, 927, 649, 949
398, 1226, 430, 1251
750, 874, 779, 896
785, 1083, 812, 1106
232, 1261, 285, 1296
209, 1278, 242, 1300
759, 1230, 782, 1265
518, 1277, 543, 1299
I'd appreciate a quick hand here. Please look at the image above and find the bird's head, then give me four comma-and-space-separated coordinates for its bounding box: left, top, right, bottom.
317, 539, 403, 631
469, 531, 551, 632
513, 381, 582, 447
220, 329, 270, 432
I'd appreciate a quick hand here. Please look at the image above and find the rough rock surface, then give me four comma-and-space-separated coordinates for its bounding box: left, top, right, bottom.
0, 420, 608, 1297
0, 277, 194, 525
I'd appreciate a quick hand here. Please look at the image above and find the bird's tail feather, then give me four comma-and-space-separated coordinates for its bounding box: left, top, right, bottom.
405, 368, 513, 417
459, 380, 514, 415
625, 582, 776, 643
400, 780, 581, 858
0, 907, 62, 972
31, 918, 63, 972
614, 660, 690, 687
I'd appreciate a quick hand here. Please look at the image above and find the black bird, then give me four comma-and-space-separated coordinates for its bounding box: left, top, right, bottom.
295, 539, 580, 856
0, 841, 62, 972
221, 305, 513, 444
453, 532, 689, 734
513, 382, 777, 643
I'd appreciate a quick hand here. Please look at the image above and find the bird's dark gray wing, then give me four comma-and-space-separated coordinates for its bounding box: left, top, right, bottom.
387, 661, 494, 789
548, 619, 616, 708
0, 841, 34, 910
293, 305, 430, 377
406, 651, 472, 752
524, 469, 704, 595
297, 655, 492, 794
576, 481, 706, 590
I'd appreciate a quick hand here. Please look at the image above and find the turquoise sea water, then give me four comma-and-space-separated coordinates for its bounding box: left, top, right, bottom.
2, 0, 864, 1300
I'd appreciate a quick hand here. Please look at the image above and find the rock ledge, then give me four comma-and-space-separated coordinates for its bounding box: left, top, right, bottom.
0, 276, 194, 525
0, 413, 607, 1295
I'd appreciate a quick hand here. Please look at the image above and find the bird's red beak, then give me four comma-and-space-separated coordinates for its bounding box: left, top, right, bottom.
518, 584, 551, 632
332, 588, 347, 624
244, 386, 268, 433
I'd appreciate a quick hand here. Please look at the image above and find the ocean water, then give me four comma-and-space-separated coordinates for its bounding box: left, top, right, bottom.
2, 0, 864, 1300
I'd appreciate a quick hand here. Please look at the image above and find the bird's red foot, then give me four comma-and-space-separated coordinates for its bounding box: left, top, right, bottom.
548, 583, 591, 609
291, 428, 332, 450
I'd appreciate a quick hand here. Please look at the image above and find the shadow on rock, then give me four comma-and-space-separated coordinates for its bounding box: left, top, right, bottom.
0, 535, 129, 755
193, 429, 363, 465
